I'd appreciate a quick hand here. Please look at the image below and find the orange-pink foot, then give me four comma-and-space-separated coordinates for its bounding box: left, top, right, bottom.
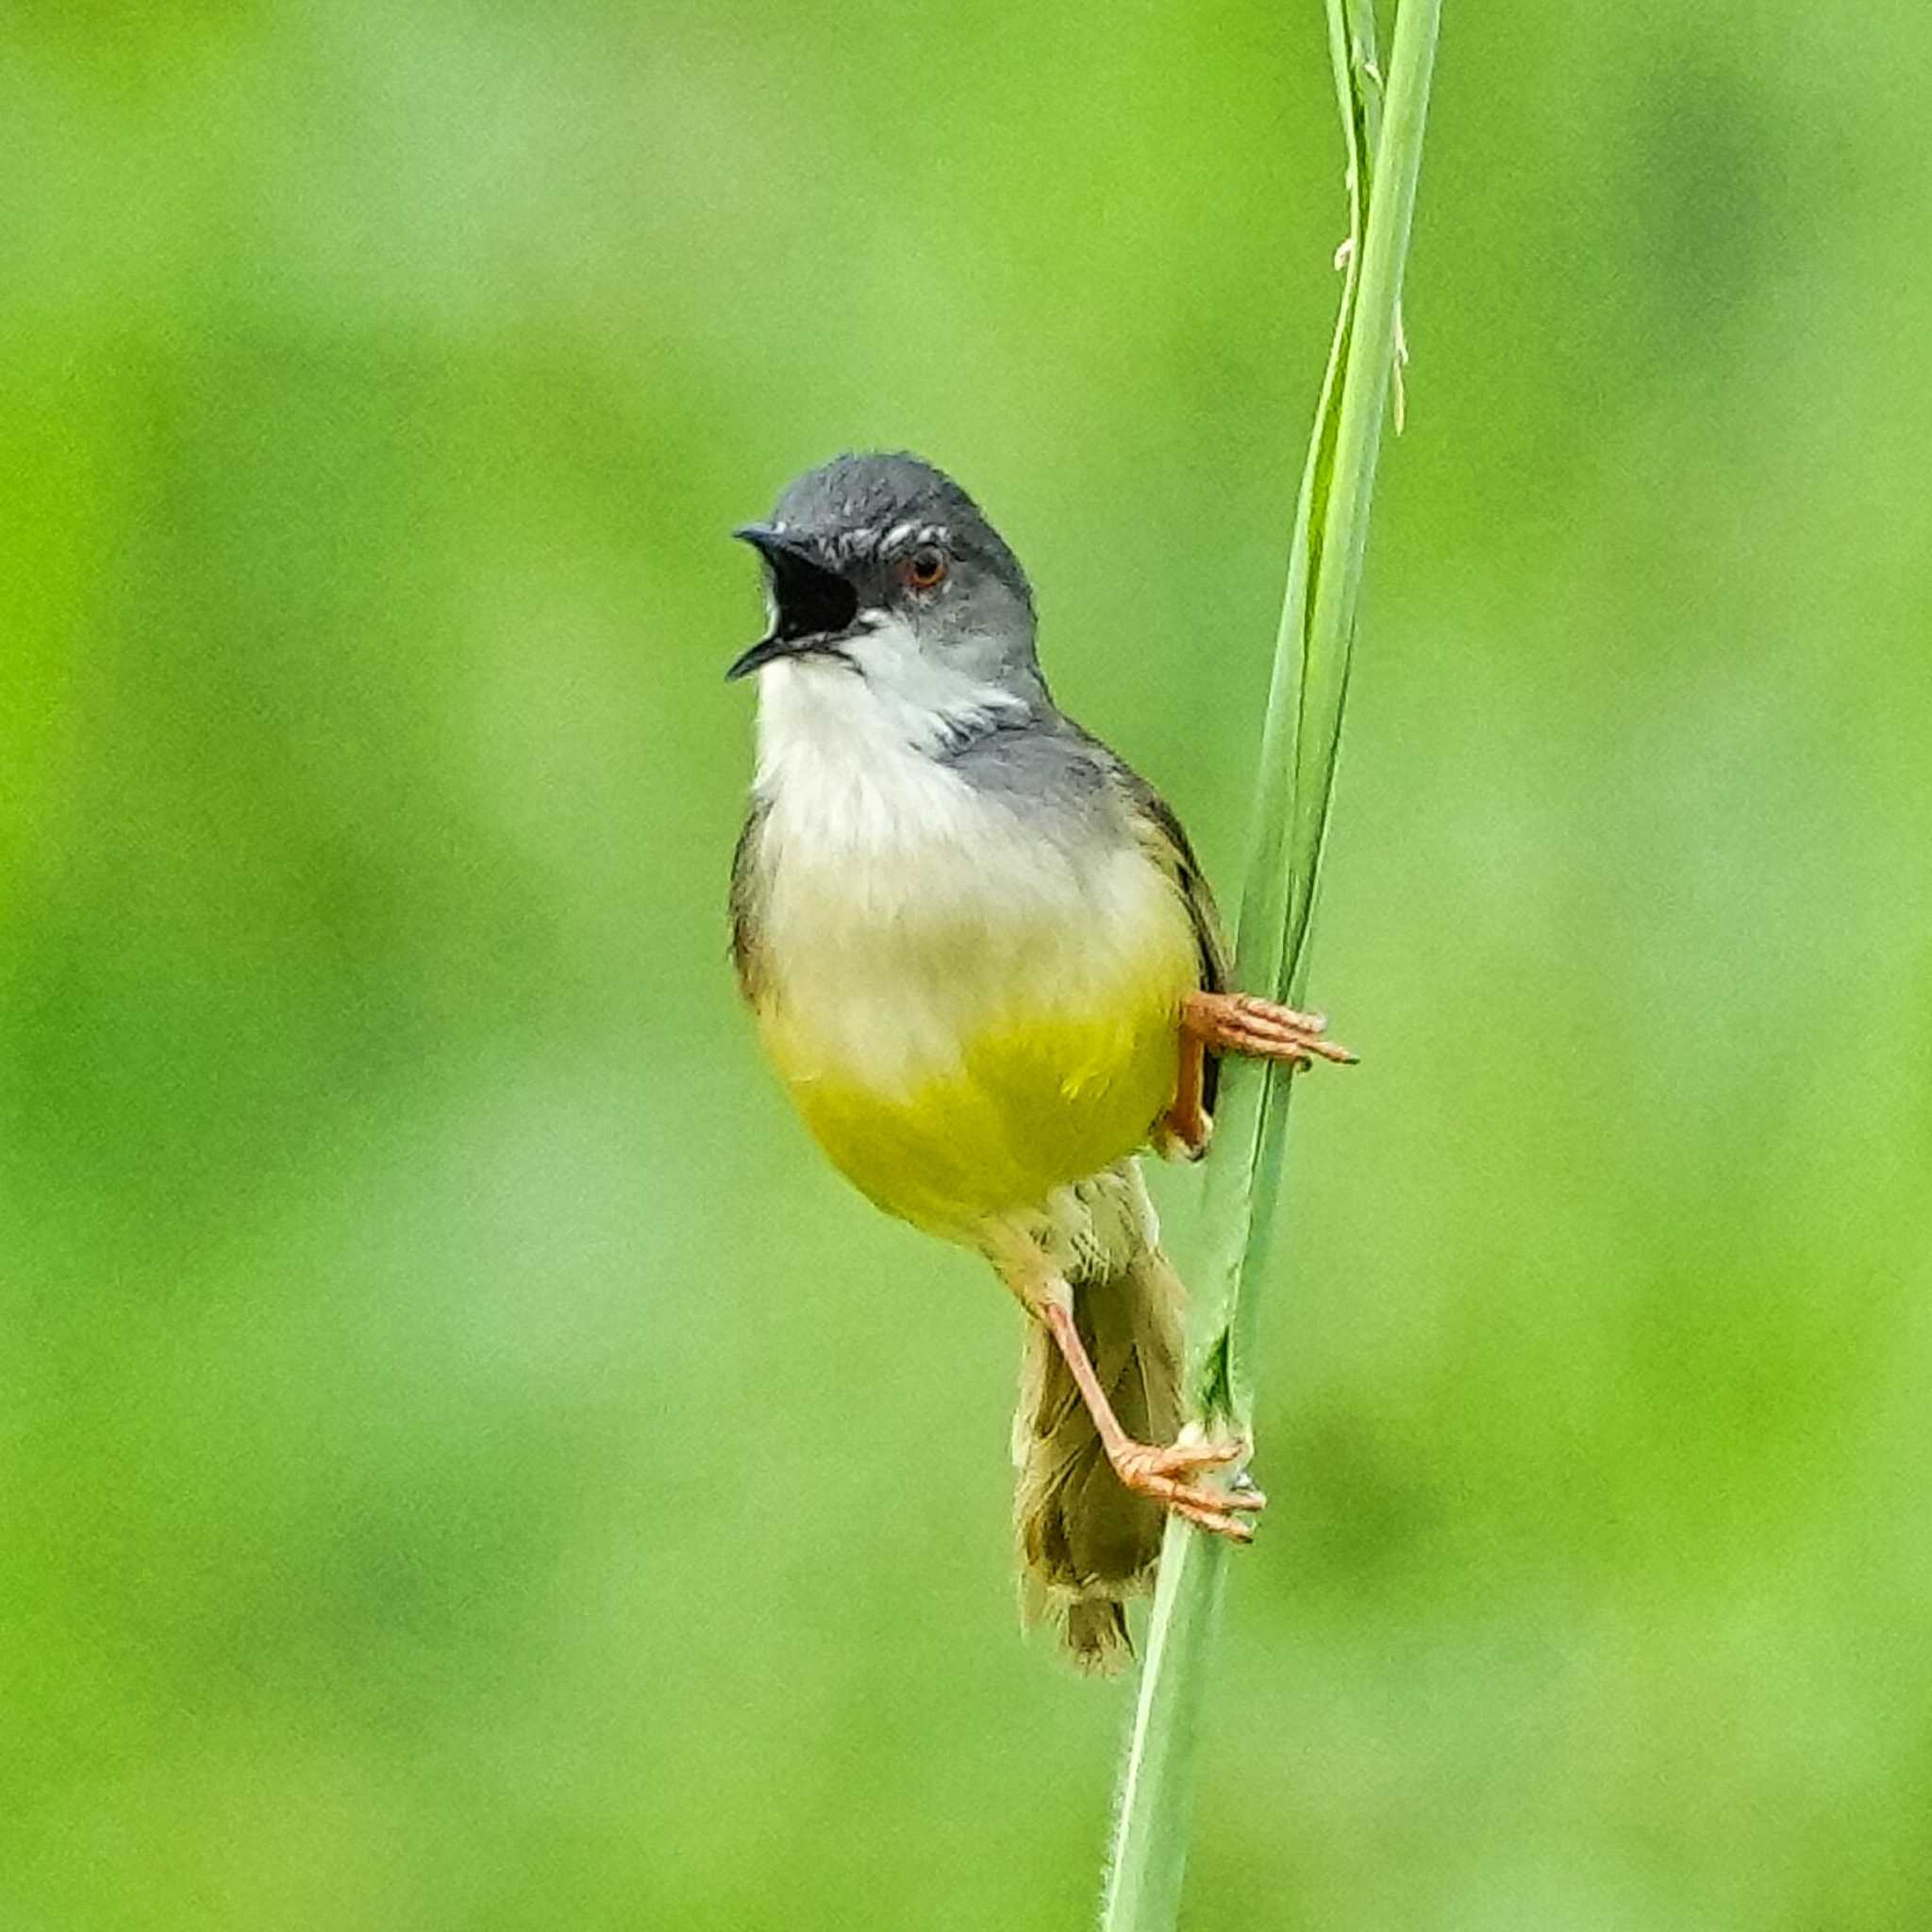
1110, 1434, 1267, 1542
1156, 1028, 1213, 1161
1184, 990, 1357, 1068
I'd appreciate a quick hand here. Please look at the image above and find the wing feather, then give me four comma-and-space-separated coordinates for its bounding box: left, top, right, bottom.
728, 797, 771, 1002
1117, 776, 1229, 998
1101, 753, 1232, 1118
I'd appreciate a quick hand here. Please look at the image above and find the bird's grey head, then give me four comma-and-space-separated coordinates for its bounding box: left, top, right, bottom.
726, 454, 1044, 713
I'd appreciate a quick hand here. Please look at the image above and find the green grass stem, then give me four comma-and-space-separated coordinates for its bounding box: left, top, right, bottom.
1098, 2, 1442, 1924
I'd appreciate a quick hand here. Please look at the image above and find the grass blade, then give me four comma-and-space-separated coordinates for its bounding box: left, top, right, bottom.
1098, 2, 1442, 1925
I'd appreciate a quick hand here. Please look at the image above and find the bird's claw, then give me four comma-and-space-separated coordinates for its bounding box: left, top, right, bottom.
1184, 991, 1357, 1068
1111, 1435, 1267, 1544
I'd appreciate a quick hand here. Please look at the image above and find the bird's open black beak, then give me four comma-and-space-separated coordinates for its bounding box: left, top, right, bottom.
726, 525, 860, 680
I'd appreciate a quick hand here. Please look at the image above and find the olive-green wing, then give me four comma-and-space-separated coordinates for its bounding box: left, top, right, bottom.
1118, 769, 1232, 1117
1114, 765, 1232, 1116
727, 797, 770, 1003
1114, 768, 1231, 1000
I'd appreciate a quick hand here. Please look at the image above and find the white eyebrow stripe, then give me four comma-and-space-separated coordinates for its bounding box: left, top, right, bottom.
876, 522, 953, 554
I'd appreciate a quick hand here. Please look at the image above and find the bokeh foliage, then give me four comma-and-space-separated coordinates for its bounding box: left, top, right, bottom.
5, 4, 1928, 1927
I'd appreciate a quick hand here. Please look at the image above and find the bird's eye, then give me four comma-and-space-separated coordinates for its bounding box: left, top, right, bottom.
901, 546, 949, 592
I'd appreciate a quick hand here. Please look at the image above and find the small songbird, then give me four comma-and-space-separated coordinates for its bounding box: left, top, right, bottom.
726, 454, 1350, 1671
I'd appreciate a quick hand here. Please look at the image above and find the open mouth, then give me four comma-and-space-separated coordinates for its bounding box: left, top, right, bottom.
762, 542, 858, 642
727, 525, 861, 679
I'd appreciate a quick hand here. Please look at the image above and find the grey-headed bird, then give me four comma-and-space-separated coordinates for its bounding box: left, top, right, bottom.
727, 454, 1350, 1671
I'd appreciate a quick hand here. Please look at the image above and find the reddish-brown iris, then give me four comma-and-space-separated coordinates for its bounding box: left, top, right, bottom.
901, 546, 948, 591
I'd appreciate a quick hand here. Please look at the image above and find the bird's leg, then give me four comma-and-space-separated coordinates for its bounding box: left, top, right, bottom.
1182, 990, 1357, 1068
981, 1226, 1265, 1543
1153, 1027, 1212, 1161
1040, 1301, 1263, 1541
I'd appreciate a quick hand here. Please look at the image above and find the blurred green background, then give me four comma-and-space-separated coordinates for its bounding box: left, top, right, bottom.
6, 3, 1929, 1927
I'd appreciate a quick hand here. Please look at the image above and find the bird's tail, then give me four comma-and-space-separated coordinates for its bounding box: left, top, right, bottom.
1012, 1162, 1184, 1674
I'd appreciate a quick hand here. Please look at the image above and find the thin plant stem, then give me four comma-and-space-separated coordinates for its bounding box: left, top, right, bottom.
1098, 2, 1442, 1925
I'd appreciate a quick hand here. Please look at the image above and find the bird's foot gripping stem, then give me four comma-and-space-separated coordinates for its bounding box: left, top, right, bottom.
1109, 1430, 1267, 1543
1183, 990, 1357, 1068
1157, 990, 1356, 1161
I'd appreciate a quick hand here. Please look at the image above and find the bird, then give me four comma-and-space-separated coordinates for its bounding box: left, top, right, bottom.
725, 453, 1351, 1672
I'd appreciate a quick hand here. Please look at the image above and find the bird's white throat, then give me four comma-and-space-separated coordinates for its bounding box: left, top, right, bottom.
751, 617, 1025, 858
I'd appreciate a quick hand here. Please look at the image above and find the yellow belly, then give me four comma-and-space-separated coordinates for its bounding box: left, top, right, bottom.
760, 947, 1191, 1238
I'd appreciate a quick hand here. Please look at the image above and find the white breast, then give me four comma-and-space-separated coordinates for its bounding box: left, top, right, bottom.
749, 657, 1175, 1093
